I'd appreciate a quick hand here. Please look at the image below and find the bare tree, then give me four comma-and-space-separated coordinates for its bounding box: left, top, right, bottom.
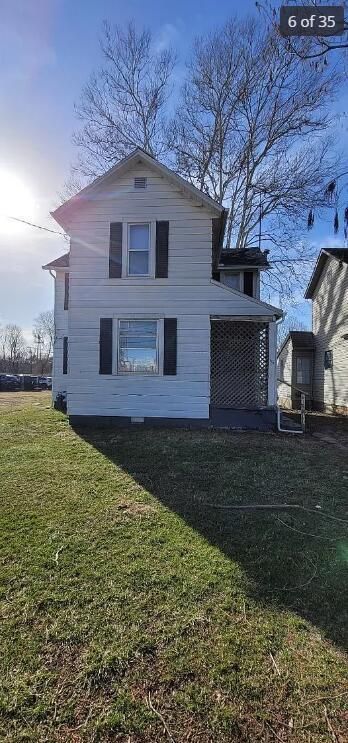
170, 17, 344, 298
33, 311, 54, 374
257, 1, 348, 61
168, 21, 247, 202
72, 20, 176, 181
1, 324, 26, 373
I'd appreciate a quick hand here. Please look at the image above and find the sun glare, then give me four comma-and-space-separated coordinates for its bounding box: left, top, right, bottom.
0, 168, 36, 235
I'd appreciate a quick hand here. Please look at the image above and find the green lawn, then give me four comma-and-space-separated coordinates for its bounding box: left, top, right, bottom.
0, 398, 347, 742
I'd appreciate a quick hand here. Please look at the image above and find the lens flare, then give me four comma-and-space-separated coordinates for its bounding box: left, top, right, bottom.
0, 168, 36, 234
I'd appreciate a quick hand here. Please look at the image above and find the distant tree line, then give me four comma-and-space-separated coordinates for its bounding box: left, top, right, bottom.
0, 311, 54, 375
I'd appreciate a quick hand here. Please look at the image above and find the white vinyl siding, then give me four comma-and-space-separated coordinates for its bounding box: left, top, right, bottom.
277, 338, 293, 408
52, 270, 69, 400
62, 162, 278, 418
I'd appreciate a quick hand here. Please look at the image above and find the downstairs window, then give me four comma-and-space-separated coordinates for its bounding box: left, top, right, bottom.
117, 320, 159, 374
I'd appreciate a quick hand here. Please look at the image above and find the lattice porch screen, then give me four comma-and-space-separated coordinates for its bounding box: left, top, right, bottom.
210, 320, 269, 408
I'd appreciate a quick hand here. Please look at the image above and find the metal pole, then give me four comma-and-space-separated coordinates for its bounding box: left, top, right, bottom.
300, 393, 306, 432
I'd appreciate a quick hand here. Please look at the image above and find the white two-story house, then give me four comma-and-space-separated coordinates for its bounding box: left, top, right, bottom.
43, 148, 282, 429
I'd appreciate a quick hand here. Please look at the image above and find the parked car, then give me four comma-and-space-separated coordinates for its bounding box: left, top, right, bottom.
0, 374, 21, 391
38, 376, 52, 390
17, 374, 40, 391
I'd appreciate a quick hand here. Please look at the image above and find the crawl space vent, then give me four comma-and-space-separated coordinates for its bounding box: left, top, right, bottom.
134, 177, 147, 189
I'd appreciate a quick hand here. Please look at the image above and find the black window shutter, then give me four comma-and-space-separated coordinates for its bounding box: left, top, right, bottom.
63, 337, 68, 375
64, 273, 69, 310
109, 223, 122, 278
163, 318, 177, 375
99, 318, 113, 374
212, 218, 221, 272
155, 221, 169, 278
243, 271, 254, 297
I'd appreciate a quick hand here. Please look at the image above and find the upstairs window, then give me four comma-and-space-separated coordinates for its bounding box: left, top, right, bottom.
127, 223, 150, 276
296, 357, 311, 385
118, 320, 158, 374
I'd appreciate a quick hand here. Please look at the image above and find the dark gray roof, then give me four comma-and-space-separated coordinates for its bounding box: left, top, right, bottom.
219, 248, 269, 268
42, 252, 69, 270
305, 248, 348, 298
277, 330, 314, 357
289, 331, 315, 349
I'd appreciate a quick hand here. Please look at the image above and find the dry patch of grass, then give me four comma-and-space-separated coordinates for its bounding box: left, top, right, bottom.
0, 390, 51, 411
0, 405, 347, 741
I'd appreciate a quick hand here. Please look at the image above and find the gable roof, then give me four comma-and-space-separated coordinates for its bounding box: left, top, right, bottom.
305, 248, 348, 299
278, 330, 314, 357
219, 248, 269, 268
51, 148, 225, 231
289, 331, 315, 349
42, 252, 69, 270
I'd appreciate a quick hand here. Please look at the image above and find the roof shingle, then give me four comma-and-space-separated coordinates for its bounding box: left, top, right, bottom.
219, 248, 269, 268
288, 331, 315, 350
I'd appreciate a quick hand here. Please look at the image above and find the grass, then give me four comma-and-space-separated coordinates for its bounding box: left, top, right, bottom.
0, 394, 347, 741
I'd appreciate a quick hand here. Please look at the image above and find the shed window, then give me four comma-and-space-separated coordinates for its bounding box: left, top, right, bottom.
128, 223, 150, 276
324, 349, 333, 370
117, 320, 158, 374
296, 357, 311, 385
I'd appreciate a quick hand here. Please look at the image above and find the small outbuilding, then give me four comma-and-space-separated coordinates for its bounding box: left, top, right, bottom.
277, 331, 315, 409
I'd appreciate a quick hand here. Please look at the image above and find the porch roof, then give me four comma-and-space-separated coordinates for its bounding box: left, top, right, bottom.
219, 248, 269, 269
42, 252, 69, 270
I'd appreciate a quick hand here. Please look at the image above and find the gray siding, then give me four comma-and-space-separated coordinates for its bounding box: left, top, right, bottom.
312, 256, 348, 410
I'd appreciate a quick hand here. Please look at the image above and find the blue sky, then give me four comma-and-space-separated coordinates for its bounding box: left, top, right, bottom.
0, 0, 346, 341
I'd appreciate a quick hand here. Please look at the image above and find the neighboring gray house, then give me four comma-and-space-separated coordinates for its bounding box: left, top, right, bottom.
278, 248, 348, 413
43, 148, 282, 429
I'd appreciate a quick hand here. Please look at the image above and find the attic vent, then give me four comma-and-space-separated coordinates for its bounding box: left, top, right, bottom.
134, 177, 147, 189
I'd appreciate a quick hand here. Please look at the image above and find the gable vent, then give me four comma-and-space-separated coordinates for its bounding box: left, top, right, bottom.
134, 177, 147, 189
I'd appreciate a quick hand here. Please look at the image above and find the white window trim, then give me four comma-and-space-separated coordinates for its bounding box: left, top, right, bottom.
113, 317, 164, 376
122, 220, 156, 279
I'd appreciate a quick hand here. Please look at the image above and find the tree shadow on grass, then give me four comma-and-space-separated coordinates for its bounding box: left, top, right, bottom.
75, 425, 348, 651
